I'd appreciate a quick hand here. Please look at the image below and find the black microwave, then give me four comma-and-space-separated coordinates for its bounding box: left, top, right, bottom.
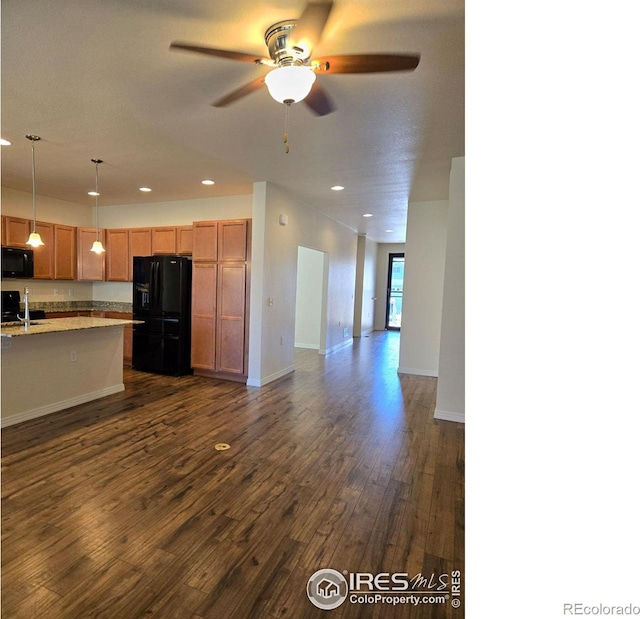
2, 247, 35, 278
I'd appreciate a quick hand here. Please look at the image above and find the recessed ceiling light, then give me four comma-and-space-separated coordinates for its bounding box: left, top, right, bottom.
201, 179, 215, 185
363, 213, 373, 218
88, 191, 100, 196
0, 138, 12, 146
385, 229, 394, 233
139, 187, 152, 192
331, 185, 344, 191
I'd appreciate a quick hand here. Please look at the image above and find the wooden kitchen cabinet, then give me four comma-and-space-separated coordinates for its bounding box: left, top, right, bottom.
105, 229, 129, 281
218, 220, 248, 261
216, 262, 247, 375
177, 226, 193, 255
3, 216, 31, 248
191, 262, 217, 371
128, 228, 152, 280
190, 219, 250, 381
151, 227, 177, 254
192, 221, 218, 261
32, 221, 54, 279
77, 228, 105, 281
54, 224, 77, 280
1, 216, 6, 246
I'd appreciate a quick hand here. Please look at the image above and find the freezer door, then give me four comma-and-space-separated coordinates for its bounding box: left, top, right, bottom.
132, 329, 191, 376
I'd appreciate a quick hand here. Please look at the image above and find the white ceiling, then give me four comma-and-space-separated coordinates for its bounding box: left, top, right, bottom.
1, 0, 464, 243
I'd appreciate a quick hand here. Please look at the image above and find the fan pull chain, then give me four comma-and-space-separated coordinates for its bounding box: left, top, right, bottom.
283, 100, 291, 154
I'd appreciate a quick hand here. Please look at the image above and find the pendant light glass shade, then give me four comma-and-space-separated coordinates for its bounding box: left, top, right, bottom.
27, 232, 44, 247
25, 135, 44, 247
90, 158, 105, 254
264, 66, 316, 103
90, 240, 105, 254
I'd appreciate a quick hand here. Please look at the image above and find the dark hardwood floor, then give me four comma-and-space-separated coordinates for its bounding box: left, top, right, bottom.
1, 331, 464, 618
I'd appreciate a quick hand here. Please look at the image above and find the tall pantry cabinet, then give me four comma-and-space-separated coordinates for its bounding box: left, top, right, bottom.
191, 219, 251, 382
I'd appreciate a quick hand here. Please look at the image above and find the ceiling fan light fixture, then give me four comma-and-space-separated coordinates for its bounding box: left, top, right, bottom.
265, 66, 316, 104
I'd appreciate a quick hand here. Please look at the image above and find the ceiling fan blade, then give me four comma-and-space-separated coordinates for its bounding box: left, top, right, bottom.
212, 76, 266, 107
289, 1, 333, 57
313, 53, 420, 74
170, 41, 271, 65
303, 81, 335, 116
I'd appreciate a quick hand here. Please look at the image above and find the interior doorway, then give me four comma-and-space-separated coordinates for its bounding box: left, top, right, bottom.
294, 246, 328, 352
385, 253, 405, 330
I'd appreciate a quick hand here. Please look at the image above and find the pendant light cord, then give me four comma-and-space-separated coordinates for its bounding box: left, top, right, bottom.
91, 158, 103, 238
95, 161, 99, 234
31, 140, 37, 232
26, 135, 41, 233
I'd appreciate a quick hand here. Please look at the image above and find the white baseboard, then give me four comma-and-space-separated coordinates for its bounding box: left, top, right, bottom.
434, 409, 465, 424
246, 365, 295, 387
321, 338, 353, 356
397, 366, 438, 377
354, 327, 374, 338
1, 384, 125, 428
294, 343, 320, 350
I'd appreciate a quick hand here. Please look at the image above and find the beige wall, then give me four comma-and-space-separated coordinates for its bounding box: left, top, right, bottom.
1, 326, 124, 427
1, 186, 93, 227
435, 157, 465, 422
353, 235, 378, 337
248, 181, 358, 386
398, 200, 448, 376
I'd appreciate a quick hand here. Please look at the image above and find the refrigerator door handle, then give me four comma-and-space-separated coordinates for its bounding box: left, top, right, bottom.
152, 260, 159, 311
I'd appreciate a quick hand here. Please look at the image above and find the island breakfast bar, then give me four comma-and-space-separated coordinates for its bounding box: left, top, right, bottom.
1, 317, 140, 427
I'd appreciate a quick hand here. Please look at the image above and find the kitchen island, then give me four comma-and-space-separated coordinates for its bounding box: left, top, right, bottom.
1, 317, 140, 427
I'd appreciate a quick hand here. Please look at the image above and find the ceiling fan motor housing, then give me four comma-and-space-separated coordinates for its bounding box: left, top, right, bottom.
265, 20, 309, 67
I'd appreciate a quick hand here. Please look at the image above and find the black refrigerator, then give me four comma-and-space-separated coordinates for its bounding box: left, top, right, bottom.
132, 255, 193, 376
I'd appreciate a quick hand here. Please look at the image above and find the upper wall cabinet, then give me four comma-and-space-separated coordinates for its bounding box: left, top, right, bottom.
177, 226, 193, 255
192, 221, 218, 261
54, 224, 77, 280
219, 220, 249, 262
105, 229, 130, 282
151, 227, 177, 254
77, 228, 105, 281
128, 228, 152, 280
3, 216, 31, 248
32, 221, 54, 279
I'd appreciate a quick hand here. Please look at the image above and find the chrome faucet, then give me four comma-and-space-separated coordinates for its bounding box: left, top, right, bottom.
17, 287, 31, 329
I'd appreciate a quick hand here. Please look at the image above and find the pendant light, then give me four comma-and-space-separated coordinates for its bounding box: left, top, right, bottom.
25, 134, 44, 247
90, 158, 105, 254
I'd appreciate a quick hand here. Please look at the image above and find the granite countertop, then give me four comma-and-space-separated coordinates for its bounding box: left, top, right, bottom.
1, 316, 142, 338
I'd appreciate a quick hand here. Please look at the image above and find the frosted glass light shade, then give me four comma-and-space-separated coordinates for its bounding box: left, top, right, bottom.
90, 240, 105, 254
265, 66, 316, 103
26, 232, 44, 247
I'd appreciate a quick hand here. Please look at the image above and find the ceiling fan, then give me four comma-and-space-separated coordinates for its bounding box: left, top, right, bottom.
169, 0, 420, 116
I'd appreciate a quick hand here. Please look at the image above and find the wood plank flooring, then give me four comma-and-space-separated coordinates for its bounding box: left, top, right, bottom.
1, 331, 464, 618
